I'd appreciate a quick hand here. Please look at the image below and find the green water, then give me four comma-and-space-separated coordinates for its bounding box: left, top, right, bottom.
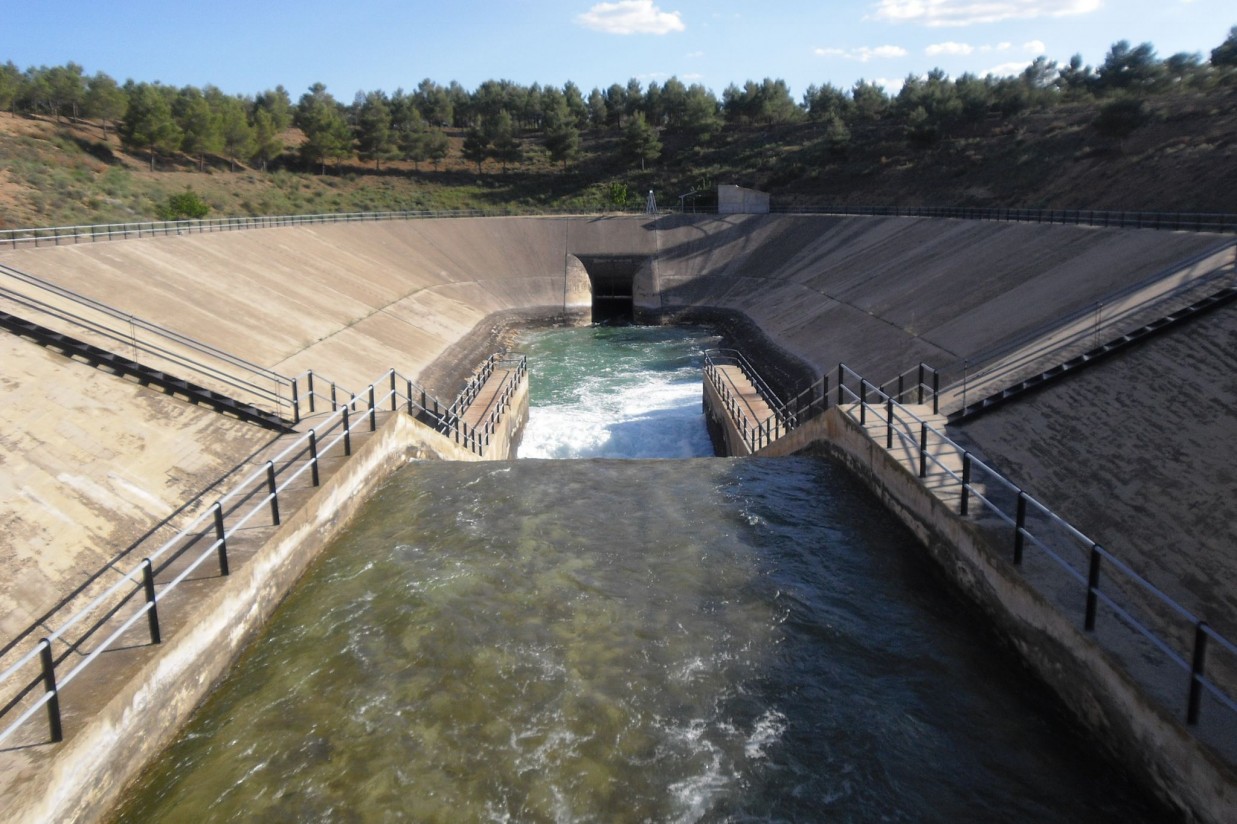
112, 457, 1163, 822
110, 327, 1168, 822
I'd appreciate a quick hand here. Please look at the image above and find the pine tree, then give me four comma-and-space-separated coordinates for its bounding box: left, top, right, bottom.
120, 82, 182, 171
622, 112, 661, 171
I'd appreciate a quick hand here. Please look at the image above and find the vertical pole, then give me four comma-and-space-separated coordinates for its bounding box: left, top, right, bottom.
407, 379, 414, 414
917, 363, 924, 404
39, 640, 63, 742
330, 382, 338, 412
933, 370, 940, 415
342, 407, 352, 456
919, 423, 928, 478
960, 453, 971, 516
390, 370, 397, 411
308, 371, 316, 413
266, 462, 280, 526
1187, 622, 1209, 724
213, 503, 229, 576
859, 381, 867, 426
309, 430, 320, 487
837, 364, 844, 406
291, 379, 300, 425
1085, 545, 1102, 630
1014, 493, 1027, 564
368, 386, 377, 431
886, 398, 894, 448
142, 559, 162, 644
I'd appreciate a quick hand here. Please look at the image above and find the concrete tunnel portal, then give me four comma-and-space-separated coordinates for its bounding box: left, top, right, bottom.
574, 254, 646, 322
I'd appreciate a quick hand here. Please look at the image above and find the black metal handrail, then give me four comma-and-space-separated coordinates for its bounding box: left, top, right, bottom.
0, 359, 529, 747
703, 349, 790, 452
0, 263, 296, 420
831, 362, 1236, 756
771, 204, 1237, 234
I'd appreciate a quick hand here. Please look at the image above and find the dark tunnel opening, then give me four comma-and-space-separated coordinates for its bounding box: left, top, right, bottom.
576, 255, 644, 323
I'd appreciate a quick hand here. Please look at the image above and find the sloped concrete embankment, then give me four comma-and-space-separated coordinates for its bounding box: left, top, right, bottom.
762, 409, 1235, 824
6, 412, 481, 824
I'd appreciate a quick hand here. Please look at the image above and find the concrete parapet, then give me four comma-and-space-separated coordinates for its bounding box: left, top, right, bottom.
2, 411, 481, 824
775, 409, 1235, 824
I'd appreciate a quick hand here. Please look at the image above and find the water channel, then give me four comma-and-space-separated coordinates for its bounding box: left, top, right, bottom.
111, 325, 1167, 822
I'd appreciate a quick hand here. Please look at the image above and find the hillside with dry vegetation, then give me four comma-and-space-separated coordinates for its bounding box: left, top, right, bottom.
2, 32, 1236, 228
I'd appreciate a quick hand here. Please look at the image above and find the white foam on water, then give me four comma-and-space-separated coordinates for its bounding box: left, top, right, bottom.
521, 372, 712, 460
744, 710, 787, 761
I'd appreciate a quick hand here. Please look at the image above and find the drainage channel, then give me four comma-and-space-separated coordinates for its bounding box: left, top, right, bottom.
109, 325, 1171, 823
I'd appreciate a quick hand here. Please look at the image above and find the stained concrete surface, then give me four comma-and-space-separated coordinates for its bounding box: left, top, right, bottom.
0, 214, 1233, 820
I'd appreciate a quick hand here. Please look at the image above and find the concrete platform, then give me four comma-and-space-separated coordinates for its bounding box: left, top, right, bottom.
0, 213, 1233, 822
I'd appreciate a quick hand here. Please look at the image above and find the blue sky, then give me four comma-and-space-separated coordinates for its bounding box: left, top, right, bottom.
1, 1, 1232, 101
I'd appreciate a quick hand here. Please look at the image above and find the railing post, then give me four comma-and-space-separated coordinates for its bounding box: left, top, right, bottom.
266, 461, 281, 526
1014, 492, 1027, 564
307, 371, 316, 413
919, 423, 928, 478
917, 363, 924, 404
390, 370, 397, 411
368, 385, 377, 431
407, 379, 414, 414
291, 379, 300, 425
959, 453, 971, 516
886, 398, 894, 448
859, 380, 867, 426
142, 558, 162, 644
39, 639, 63, 742
933, 370, 940, 415
330, 382, 338, 412
1085, 545, 1102, 630
342, 407, 352, 455
309, 429, 320, 487
837, 364, 844, 406
1187, 622, 1209, 725
213, 503, 229, 576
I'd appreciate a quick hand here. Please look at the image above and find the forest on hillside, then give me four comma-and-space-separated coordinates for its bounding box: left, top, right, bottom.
1, 27, 1235, 224
3, 28, 1236, 176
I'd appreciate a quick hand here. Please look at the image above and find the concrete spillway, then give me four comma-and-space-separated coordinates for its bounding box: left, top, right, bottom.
0, 214, 1233, 821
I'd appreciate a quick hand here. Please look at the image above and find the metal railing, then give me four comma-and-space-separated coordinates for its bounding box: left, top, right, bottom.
830, 363, 1236, 757
0, 263, 296, 421
702, 349, 790, 452
771, 204, 1237, 234
0, 207, 663, 250
0, 210, 490, 249
0, 359, 528, 747
935, 240, 1237, 415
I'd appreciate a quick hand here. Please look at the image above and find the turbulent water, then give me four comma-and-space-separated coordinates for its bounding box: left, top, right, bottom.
517, 325, 717, 459
112, 326, 1165, 823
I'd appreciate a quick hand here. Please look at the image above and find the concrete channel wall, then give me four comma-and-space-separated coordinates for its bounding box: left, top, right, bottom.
7, 412, 485, 824
1, 214, 1232, 822
753, 409, 1235, 823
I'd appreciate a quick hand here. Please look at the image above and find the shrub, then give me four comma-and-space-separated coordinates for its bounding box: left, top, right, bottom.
160, 189, 210, 220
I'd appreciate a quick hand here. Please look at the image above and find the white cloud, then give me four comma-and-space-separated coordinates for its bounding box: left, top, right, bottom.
871, 0, 1101, 28
982, 60, 1031, 76
875, 77, 906, 94
814, 44, 909, 62
1023, 39, 1047, 54
926, 41, 974, 55
576, 1, 686, 35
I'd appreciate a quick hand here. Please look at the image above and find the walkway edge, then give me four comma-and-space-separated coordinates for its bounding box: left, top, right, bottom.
11, 412, 480, 824
760, 409, 1236, 824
